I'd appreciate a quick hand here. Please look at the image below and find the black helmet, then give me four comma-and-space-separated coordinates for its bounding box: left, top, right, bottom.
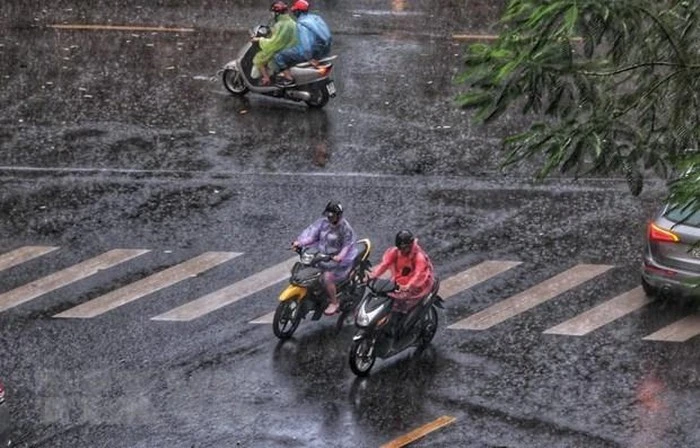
395, 230, 414, 249
324, 201, 343, 220
270, 1, 288, 13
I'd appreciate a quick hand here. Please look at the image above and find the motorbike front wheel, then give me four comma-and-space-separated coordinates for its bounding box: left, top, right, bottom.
273, 299, 302, 339
305, 86, 330, 108
223, 68, 249, 95
349, 338, 376, 377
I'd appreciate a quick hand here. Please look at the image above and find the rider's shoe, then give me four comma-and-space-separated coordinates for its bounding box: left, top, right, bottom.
324, 302, 340, 316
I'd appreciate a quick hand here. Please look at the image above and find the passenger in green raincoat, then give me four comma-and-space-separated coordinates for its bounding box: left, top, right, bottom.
252, 1, 297, 85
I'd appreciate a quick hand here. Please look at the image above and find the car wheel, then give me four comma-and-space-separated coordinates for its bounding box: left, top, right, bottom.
641, 277, 660, 299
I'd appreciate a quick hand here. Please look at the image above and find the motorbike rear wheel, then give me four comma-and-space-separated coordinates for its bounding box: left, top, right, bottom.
273, 298, 302, 339
416, 306, 438, 350
349, 338, 376, 377
305, 86, 330, 108
335, 310, 353, 333
223, 68, 249, 95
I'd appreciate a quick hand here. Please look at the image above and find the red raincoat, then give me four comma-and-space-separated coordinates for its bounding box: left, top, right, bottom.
369, 239, 435, 312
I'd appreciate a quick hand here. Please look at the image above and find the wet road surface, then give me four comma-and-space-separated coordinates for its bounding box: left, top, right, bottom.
1, 1, 699, 447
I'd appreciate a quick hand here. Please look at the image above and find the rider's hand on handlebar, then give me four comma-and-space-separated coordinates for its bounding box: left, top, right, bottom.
291, 241, 301, 250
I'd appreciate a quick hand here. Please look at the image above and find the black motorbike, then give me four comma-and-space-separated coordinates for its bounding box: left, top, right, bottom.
348, 278, 443, 377
273, 239, 372, 340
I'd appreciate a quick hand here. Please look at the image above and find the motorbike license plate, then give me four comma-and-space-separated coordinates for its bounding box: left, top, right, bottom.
326, 82, 336, 96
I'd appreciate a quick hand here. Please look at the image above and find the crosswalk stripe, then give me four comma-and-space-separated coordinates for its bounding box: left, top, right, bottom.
249, 260, 521, 325
439, 260, 522, 299
543, 286, 651, 336
0, 249, 150, 313
642, 316, 700, 342
54, 252, 240, 318
151, 256, 297, 321
0, 246, 59, 272
250, 310, 275, 324
448, 264, 614, 331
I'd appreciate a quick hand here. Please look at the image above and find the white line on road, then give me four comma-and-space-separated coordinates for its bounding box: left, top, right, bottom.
544, 286, 652, 336
152, 257, 297, 321
55, 252, 240, 318
439, 260, 522, 299
250, 311, 275, 325
0, 249, 149, 313
0, 246, 59, 272
643, 315, 700, 342
448, 264, 614, 330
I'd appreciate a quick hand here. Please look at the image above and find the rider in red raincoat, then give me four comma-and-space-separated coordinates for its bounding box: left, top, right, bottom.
367, 230, 435, 313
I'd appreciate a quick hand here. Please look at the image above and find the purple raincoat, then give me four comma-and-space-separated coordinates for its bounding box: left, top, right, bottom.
296, 217, 358, 281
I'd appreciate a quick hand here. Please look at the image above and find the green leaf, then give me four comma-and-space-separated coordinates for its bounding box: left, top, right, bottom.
563, 5, 579, 35
456, 91, 493, 108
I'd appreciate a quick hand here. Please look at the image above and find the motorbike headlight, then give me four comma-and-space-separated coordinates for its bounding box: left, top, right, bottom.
357, 312, 371, 327
300, 253, 314, 264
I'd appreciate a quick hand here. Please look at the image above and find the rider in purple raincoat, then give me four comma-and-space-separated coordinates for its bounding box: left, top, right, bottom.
292, 201, 357, 315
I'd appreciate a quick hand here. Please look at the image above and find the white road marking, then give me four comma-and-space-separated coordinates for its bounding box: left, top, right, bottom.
0, 249, 149, 313
544, 287, 652, 336
54, 252, 239, 318
250, 311, 275, 324
643, 315, 700, 342
0, 246, 59, 272
439, 260, 522, 299
448, 264, 614, 330
151, 257, 297, 321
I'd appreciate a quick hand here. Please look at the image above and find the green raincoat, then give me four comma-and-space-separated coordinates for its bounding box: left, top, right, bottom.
253, 14, 297, 69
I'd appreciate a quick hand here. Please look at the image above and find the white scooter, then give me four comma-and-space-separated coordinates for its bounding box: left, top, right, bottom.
221, 25, 337, 108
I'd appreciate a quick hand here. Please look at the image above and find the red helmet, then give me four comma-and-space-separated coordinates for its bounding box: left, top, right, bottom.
291, 0, 309, 12
270, 1, 288, 13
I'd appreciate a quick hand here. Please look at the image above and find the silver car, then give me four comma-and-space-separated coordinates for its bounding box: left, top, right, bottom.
642, 203, 700, 299
0, 379, 9, 446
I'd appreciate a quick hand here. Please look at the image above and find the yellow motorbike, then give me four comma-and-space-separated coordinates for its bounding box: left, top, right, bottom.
273, 239, 372, 339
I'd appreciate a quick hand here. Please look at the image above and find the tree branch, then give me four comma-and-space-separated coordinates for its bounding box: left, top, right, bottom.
613, 70, 684, 119
633, 5, 687, 65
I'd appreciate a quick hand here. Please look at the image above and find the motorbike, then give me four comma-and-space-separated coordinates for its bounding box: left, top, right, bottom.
273, 238, 372, 340
348, 278, 443, 377
221, 24, 337, 108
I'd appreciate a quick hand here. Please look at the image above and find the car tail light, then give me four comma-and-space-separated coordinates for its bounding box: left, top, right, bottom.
648, 222, 680, 243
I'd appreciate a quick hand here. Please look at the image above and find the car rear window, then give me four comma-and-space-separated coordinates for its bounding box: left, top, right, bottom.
665, 204, 700, 226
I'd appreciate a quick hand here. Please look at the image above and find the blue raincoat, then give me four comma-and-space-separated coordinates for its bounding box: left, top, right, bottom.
274, 13, 332, 70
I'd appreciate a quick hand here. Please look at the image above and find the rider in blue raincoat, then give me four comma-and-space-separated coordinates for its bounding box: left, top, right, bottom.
274, 0, 332, 86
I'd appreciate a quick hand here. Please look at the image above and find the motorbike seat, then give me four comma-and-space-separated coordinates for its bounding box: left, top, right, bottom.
420, 278, 441, 305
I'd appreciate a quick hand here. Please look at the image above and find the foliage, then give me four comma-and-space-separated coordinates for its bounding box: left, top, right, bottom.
457, 0, 700, 203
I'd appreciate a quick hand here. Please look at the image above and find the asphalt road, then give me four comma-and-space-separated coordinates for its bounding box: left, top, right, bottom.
1, 1, 699, 448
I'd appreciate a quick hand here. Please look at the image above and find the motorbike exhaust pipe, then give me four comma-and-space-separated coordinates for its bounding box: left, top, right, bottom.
286, 90, 311, 101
